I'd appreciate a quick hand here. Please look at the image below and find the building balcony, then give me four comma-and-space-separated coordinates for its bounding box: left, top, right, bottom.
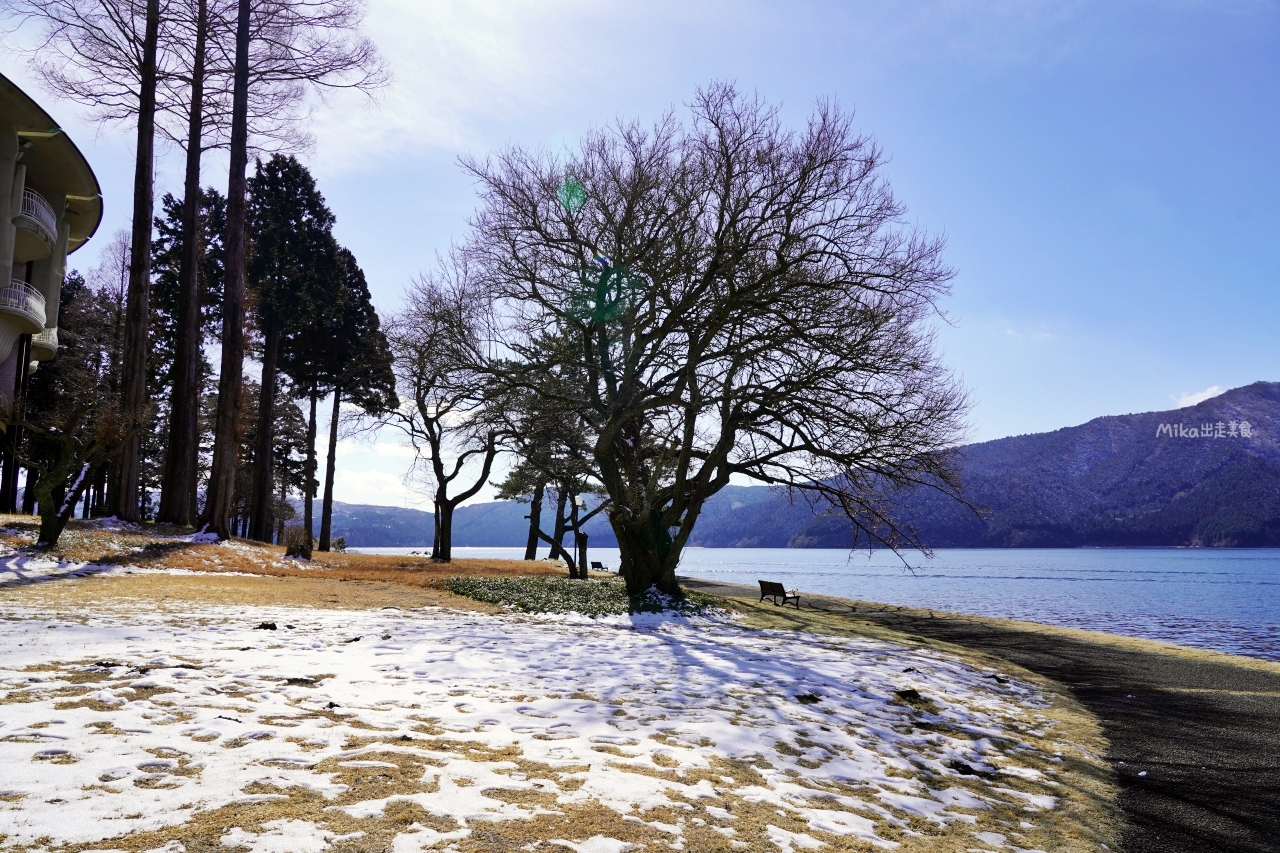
31, 327, 58, 361
13, 188, 59, 263
0, 280, 47, 334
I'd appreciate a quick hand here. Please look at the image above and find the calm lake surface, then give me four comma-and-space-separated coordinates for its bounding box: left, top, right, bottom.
354, 546, 1280, 662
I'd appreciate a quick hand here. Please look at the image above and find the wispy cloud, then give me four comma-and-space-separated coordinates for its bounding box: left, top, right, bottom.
1000, 323, 1054, 341
308, 0, 671, 174
1174, 385, 1224, 407
306, 0, 1144, 177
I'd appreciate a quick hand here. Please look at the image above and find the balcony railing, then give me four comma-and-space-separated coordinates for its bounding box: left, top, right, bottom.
18, 188, 58, 248
0, 280, 47, 332
31, 327, 59, 359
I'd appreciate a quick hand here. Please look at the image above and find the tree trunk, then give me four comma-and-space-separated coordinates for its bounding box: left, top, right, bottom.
113, 0, 162, 523
610, 509, 681, 597
523, 481, 544, 560
35, 462, 93, 549
92, 469, 107, 516
430, 498, 439, 559
275, 478, 286, 544
318, 387, 340, 551
201, 0, 251, 538
436, 500, 453, 561
1, 335, 32, 512
158, 0, 207, 527
549, 490, 569, 563
32, 426, 107, 550
247, 314, 279, 541
21, 467, 35, 514
302, 390, 317, 559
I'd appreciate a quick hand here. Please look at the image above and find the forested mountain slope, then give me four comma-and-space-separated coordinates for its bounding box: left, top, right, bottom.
793, 381, 1280, 547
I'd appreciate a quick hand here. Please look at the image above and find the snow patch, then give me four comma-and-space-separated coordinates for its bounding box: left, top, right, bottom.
0, 593, 1066, 850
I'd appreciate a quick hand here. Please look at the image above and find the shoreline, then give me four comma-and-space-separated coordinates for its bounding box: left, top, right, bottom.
681, 576, 1280, 672
682, 576, 1280, 853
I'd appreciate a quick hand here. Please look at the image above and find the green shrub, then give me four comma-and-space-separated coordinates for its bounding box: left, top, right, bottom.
443, 576, 713, 617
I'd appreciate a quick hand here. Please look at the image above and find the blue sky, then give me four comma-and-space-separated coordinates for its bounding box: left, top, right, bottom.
4, 1, 1278, 508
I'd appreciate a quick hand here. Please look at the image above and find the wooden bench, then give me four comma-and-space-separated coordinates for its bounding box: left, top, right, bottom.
759, 580, 799, 608
590, 561, 609, 572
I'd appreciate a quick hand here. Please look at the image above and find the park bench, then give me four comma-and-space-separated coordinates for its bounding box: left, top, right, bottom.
758, 580, 799, 608
590, 561, 609, 572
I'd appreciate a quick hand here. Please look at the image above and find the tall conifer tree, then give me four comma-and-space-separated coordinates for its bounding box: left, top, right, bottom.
244, 154, 337, 543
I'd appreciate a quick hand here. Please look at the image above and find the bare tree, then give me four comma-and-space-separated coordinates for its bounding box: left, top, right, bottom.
495, 385, 609, 575
3, 0, 176, 125
202, 0, 386, 538
385, 264, 503, 562
153, 0, 209, 525
467, 84, 969, 596
114, 0, 161, 522
201, 0, 251, 538
155, 0, 312, 153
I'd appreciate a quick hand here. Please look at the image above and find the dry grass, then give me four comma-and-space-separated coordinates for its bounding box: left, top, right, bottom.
4, 571, 503, 614
1, 513, 571, 614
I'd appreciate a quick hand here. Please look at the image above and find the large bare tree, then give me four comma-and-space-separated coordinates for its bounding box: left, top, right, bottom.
202, 0, 385, 538
385, 265, 504, 562
468, 85, 969, 596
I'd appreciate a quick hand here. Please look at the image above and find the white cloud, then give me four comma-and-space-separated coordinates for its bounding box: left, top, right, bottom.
374, 441, 419, 461
305, 0, 1161, 178
334, 437, 418, 462
1174, 385, 1224, 408
1000, 323, 1053, 341
332, 468, 430, 509
309, 0, 630, 174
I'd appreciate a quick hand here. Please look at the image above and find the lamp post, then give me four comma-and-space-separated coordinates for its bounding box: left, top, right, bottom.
574, 494, 589, 579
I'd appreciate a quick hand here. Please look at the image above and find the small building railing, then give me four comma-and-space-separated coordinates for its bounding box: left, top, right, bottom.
0, 280, 47, 331
32, 327, 59, 358
18, 188, 59, 248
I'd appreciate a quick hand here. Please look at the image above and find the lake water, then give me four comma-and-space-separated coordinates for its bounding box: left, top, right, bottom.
353, 546, 1280, 662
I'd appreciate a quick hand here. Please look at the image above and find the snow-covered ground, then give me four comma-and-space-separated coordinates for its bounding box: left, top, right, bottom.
1, 581, 1093, 852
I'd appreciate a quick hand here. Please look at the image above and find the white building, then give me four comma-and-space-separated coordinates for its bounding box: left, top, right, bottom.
0, 73, 103, 505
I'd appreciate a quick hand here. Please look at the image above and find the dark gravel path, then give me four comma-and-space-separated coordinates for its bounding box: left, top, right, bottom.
682, 577, 1280, 853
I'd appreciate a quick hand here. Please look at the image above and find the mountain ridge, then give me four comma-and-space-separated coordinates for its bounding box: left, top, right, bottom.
326, 382, 1280, 549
